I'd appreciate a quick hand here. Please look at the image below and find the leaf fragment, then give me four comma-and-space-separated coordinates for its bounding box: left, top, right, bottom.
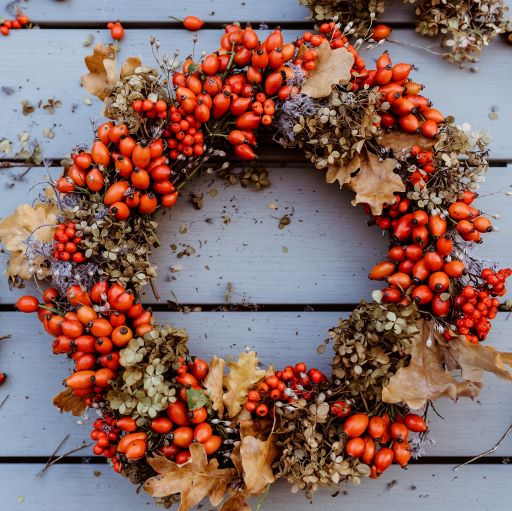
53, 388, 87, 416
203, 355, 225, 417
301, 42, 354, 99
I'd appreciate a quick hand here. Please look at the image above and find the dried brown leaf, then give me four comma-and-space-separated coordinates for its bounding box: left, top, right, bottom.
239, 433, 279, 495
301, 42, 354, 99
223, 352, 266, 418
348, 151, 404, 215
120, 57, 142, 78
326, 154, 360, 187
144, 443, 237, 511
0, 191, 58, 281
382, 320, 480, 409
203, 355, 226, 417
377, 131, 437, 157
53, 388, 87, 416
81, 44, 118, 100
220, 492, 251, 511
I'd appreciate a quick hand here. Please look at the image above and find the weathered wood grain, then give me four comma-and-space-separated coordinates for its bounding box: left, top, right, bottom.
1, 311, 512, 457
0, 166, 510, 305
0, 29, 511, 160
0, 463, 511, 510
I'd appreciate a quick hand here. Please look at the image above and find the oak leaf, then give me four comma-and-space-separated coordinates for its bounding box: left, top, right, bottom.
53, 388, 87, 417
382, 320, 512, 409
220, 492, 251, 511
326, 154, 360, 187
203, 355, 226, 417
0, 191, 58, 281
347, 151, 405, 215
144, 443, 237, 510
223, 352, 266, 418
81, 44, 142, 100
301, 42, 354, 99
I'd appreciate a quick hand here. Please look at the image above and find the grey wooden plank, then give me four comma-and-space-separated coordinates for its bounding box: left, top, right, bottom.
0, 28, 511, 160
16, 0, 512, 24
1, 311, 512, 457
0, 166, 511, 305
0, 463, 510, 510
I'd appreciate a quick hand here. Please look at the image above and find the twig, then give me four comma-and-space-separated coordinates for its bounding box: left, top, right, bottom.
453, 423, 512, 471
387, 38, 442, 57
150, 278, 161, 302
37, 434, 70, 477
255, 483, 271, 511
0, 335, 12, 341
0, 394, 10, 411
38, 440, 92, 477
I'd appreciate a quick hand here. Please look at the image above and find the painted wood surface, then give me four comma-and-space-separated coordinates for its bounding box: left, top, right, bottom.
0, 165, 510, 304
1, 311, 512, 457
0, 464, 511, 510
0, 29, 511, 160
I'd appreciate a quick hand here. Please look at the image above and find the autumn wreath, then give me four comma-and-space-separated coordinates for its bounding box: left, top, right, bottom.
1, 19, 512, 511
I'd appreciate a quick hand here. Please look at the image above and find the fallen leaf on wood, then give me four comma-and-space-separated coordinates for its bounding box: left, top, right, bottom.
144, 443, 237, 510
382, 320, 480, 409
377, 131, 437, 156
223, 352, 266, 418
301, 42, 354, 99
203, 355, 226, 417
0, 190, 58, 281
53, 388, 87, 416
348, 151, 405, 215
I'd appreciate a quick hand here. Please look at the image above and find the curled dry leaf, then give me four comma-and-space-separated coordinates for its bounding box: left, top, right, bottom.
382, 320, 512, 409
301, 42, 354, 99
239, 433, 279, 495
144, 443, 237, 511
348, 151, 405, 215
0, 190, 58, 282
53, 388, 87, 417
223, 352, 266, 418
377, 131, 437, 157
203, 355, 226, 417
81, 44, 142, 101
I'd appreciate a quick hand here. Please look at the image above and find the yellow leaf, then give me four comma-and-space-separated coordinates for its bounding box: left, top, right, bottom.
347, 151, 405, 215
203, 355, 226, 417
0, 191, 58, 282
382, 320, 481, 409
53, 388, 87, 417
223, 352, 266, 418
144, 444, 237, 511
301, 42, 354, 99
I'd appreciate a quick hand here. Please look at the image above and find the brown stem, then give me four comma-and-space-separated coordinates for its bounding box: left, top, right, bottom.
150, 278, 161, 302
0, 335, 12, 341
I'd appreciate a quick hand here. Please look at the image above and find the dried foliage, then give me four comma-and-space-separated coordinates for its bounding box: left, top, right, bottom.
328, 301, 421, 402
107, 326, 188, 420
300, 0, 386, 37
383, 321, 512, 408
275, 393, 370, 498
409, 0, 507, 67
53, 388, 87, 417
66, 194, 159, 290
0, 190, 58, 283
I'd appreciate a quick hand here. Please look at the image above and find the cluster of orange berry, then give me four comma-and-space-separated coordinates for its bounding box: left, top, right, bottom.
132, 98, 168, 119
331, 409, 427, 477
56, 122, 179, 215
244, 363, 327, 416
0, 11, 29, 37
447, 198, 493, 243
449, 268, 511, 343
162, 106, 205, 159
52, 221, 86, 263
90, 415, 122, 467
16, 281, 154, 401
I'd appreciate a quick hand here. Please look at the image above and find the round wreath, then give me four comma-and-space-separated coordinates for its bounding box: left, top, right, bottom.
2, 19, 512, 510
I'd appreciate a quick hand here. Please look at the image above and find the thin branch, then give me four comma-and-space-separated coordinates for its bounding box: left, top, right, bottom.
150, 278, 161, 302
0, 335, 12, 341
453, 423, 512, 471
37, 434, 70, 477
0, 394, 10, 411
387, 38, 443, 57
38, 440, 92, 477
